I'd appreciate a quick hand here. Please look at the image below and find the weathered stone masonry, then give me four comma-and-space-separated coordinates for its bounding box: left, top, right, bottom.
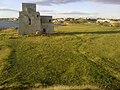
19, 3, 54, 35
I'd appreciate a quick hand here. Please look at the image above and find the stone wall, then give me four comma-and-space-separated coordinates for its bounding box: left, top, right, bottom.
19, 12, 41, 35
41, 16, 54, 34
19, 3, 54, 35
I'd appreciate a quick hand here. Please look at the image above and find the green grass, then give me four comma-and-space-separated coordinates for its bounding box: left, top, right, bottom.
0, 24, 120, 90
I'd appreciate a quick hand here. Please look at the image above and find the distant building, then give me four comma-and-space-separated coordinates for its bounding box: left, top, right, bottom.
110, 21, 120, 27
19, 3, 54, 35
96, 19, 110, 23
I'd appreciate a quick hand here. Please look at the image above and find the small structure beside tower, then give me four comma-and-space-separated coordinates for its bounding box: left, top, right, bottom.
19, 3, 54, 35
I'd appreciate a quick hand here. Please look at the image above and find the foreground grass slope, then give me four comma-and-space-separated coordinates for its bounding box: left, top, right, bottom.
0, 24, 120, 90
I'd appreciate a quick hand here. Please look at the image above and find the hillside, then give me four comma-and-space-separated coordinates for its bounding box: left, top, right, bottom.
0, 24, 120, 90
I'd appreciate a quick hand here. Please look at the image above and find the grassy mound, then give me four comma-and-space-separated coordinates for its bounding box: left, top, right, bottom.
0, 24, 120, 90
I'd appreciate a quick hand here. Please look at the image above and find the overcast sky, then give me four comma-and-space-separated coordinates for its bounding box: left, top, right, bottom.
0, 0, 120, 18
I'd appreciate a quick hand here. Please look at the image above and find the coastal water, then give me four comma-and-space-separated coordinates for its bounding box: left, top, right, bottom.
0, 21, 60, 29
0, 21, 19, 29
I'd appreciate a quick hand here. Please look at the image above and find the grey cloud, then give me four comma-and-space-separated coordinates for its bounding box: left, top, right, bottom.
40, 10, 54, 12
91, 0, 120, 4
59, 11, 98, 15
44, 11, 98, 16
31, 0, 120, 5
33, 0, 83, 5
0, 9, 19, 12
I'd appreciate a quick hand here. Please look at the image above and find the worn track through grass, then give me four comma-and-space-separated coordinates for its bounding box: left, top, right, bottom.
0, 24, 120, 90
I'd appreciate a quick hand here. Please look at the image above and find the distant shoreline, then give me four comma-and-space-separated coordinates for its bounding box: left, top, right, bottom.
0, 21, 19, 29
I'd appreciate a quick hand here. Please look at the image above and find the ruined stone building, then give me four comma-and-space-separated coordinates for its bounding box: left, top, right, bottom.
19, 3, 54, 35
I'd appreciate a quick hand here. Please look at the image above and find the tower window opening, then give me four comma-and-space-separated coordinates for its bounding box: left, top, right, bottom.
49, 19, 52, 23
37, 15, 39, 18
28, 18, 31, 25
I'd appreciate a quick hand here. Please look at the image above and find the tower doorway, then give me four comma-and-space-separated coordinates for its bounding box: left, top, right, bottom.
43, 28, 46, 33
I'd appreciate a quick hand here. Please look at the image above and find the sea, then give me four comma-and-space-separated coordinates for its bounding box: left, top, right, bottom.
0, 21, 61, 29
0, 21, 19, 29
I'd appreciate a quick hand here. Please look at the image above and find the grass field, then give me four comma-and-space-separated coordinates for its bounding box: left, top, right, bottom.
0, 23, 120, 90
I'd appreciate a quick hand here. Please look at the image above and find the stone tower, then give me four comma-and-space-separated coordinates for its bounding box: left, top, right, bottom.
19, 3, 54, 35
41, 16, 54, 34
